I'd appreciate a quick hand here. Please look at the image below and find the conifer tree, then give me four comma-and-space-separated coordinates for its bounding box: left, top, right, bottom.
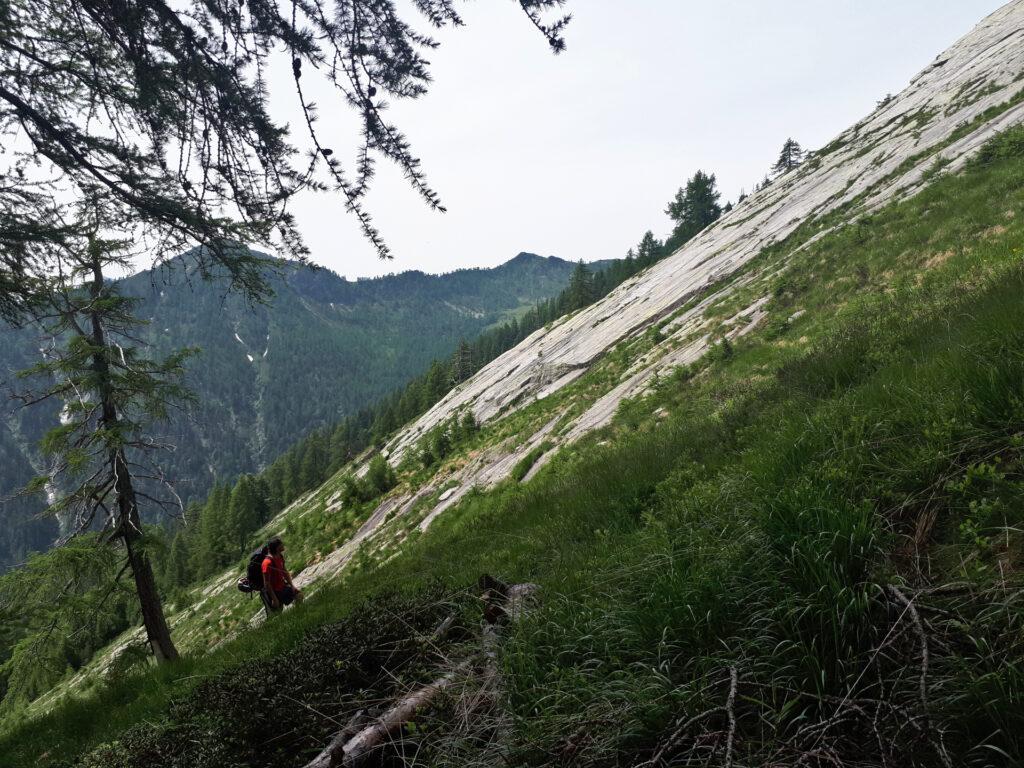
264, 464, 286, 516
450, 340, 475, 385
665, 171, 723, 248
16, 203, 188, 663
298, 432, 329, 491
0, 536, 137, 708
282, 450, 302, 504
636, 231, 663, 267
423, 361, 450, 408
431, 427, 452, 465
460, 410, 478, 439
164, 527, 191, 590
365, 455, 396, 497
567, 260, 595, 311
195, 483, 233, 573
227, 477, 258, 554
772, 138, 805, 176
251, 476, 272, 528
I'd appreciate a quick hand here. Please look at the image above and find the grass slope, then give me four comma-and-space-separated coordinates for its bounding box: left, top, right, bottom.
5, 130, 1024, 767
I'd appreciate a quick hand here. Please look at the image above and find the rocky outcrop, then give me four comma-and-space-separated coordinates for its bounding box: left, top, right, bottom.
384, 2, 1024, 469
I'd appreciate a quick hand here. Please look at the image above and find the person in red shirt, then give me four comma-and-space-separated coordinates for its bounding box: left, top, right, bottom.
261, 536, 303, 613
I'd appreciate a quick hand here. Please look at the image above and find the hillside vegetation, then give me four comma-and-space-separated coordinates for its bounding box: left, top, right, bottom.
4, 120, 1024, 767
0, 253, 585, 569
0, 175, 706, 714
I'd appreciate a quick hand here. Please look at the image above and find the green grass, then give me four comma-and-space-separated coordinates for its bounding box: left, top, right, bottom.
5, 129, 1024, 767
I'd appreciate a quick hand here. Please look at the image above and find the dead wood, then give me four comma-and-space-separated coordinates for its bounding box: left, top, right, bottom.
887, 585, 930, 716
639, 667, 739, 768
887, 584, 953, 768
303, 710, 369, 768
302, 579, 538, 768
338, 660, 474, 766
724, 667, 738, 768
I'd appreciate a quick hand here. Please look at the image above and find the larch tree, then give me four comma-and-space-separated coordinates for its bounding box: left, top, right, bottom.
15, 201, 193, 662
772, 138, 805, 176
0, 535, 138, 710
2, 0, 574, 667
0, 0, 574, 322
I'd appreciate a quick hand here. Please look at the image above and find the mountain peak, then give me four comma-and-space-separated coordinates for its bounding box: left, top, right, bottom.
505, 251, 562, 265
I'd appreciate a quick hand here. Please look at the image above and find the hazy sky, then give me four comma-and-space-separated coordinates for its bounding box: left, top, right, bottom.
272, 0, 1006, 279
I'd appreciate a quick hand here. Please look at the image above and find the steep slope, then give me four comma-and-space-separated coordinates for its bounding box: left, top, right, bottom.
299, 0, 1024, 573
6, 4, 1024, 766
385, 2, 1024, 464
0, 253, 584, 568
134, 0, 1024, 642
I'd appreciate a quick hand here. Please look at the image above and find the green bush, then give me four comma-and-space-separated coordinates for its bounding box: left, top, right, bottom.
973, 123, 1024, 164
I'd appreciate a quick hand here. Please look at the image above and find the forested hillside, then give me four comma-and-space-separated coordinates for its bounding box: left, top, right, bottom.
0, 253, 586, 569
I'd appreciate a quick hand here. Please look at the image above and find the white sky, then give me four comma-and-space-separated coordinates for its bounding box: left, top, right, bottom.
269, 0, 1007, 279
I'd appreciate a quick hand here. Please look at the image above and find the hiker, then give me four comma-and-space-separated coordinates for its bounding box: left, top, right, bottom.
261, 536, 303, 614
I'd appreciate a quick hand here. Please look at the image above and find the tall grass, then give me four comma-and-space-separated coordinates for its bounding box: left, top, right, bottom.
489, 262, 1024, 766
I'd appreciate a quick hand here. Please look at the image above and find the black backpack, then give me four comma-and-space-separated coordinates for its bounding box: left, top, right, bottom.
237, 545, 269, 593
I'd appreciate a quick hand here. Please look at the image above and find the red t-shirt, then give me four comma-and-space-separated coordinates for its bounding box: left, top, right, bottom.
262, 553, 286, 592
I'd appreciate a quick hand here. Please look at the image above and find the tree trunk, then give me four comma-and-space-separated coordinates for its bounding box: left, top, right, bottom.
88, 249, 179, 663
116, 447, 179, 662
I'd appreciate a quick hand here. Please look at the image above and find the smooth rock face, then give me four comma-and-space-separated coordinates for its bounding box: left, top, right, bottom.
316, 1, 1024, 569
384, 1, 1024, 473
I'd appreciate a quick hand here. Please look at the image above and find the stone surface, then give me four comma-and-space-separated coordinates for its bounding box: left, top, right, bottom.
384, 2, 1024, 470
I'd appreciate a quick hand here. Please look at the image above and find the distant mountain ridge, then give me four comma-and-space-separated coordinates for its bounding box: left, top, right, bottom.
0, 252, 587, 568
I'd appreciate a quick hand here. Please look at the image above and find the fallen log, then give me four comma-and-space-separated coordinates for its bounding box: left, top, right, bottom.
339, 659, 474, 766
302, 578, 538, 768
303, 710, 369, 768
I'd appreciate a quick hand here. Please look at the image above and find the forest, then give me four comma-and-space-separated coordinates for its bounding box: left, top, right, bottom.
0, 252, 585, 570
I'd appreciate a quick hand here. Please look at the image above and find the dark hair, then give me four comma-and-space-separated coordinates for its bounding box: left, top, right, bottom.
268, 536, 283, 554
